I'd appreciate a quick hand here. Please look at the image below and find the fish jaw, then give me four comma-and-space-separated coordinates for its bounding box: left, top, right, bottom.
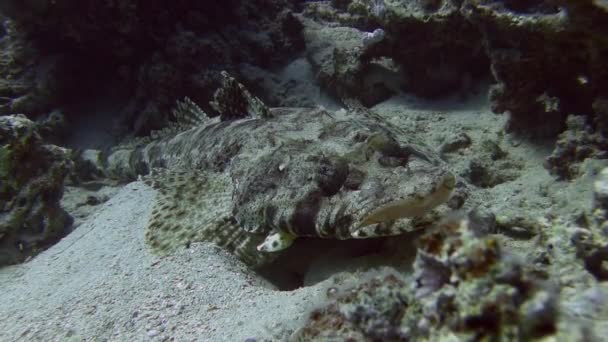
350, 171, 456, 238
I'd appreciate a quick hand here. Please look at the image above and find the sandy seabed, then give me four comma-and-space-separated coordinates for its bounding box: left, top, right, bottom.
0, 181, 325, 341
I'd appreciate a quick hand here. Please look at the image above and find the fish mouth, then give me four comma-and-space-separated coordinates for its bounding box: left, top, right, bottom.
350, 201, 416, 239
349, 171, 456, 239
358, 198, 419, 227
350, 220, 405, 239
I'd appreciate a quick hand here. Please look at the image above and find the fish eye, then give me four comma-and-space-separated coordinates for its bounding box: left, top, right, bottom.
316, 155, 349, 196
352, 131, 370, 142
343, 167, 366, 190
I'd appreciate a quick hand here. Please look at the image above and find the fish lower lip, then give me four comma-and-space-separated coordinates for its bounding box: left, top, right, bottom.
359, 200, 409, 227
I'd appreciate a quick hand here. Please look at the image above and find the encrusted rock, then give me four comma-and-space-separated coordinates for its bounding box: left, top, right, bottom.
0, 114, 72, 266
545, 114, 608, 180
569, 166, 608, 281
302, 1, 608, 138
0, 19, 63, 117
293, 215, 575, 340
303, 0, 489, 103
1, 1, 304, 136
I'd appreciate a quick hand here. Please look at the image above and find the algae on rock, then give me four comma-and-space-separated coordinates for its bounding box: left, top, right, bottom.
293, 212, 598, 341
0, 114, 72, 266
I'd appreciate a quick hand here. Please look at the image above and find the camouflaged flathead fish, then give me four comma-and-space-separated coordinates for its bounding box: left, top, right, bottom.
104, 72, 456, 268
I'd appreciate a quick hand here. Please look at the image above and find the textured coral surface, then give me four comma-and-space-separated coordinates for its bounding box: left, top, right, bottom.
0, 115, 72, 265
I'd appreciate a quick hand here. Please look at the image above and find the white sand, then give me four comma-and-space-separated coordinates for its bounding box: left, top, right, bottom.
0, 182, 325, 342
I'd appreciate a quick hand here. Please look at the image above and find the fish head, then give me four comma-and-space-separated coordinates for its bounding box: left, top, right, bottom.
316, 148, 455, 239
234, 130, 455, 241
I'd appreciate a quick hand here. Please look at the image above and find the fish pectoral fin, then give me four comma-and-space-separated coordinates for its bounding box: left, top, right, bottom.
143, 168, 275, 267
257, 231, 296, 252
144, 168, 233, 252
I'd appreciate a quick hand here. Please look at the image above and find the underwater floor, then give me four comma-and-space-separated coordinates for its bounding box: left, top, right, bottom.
1, 90, 606, 341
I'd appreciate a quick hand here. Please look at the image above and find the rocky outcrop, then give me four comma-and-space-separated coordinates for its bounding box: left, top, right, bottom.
293, 197, 608, 341
544, 95, 608, 180
3, 0, 605, 141
573, 166, 608, 281
302, 0, 489, 106
301, 0, 608, 139
293, 213, 598, 340
0, 115, 72, 266
0, 1, 304, 136
463, 0, 608, 137
0, 19, 69, 120
545, 111, 608, 180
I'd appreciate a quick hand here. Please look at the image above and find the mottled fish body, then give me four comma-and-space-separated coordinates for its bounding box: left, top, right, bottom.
105, 73, 455, 267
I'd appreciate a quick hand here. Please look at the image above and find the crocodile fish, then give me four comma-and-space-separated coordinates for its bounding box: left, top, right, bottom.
103, 72, 456, 268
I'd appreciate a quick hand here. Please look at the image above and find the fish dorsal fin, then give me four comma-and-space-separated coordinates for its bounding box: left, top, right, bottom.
150, 97, 210, 140
143, 168, 276, 268
210, 70, 272, 121
171, 96, 210, 128
112, 97, 209, 151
